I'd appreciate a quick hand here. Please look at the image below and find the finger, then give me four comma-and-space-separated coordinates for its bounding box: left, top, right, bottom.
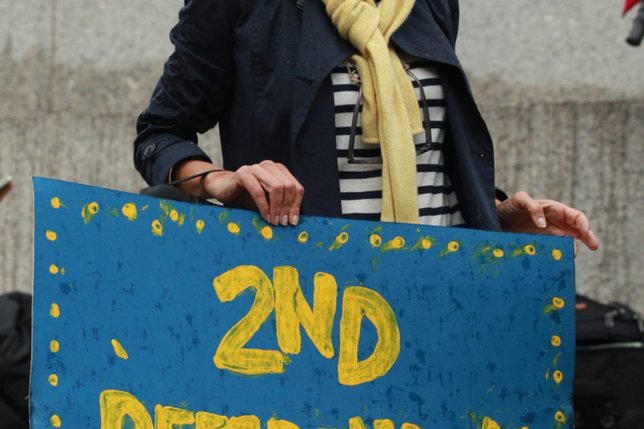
289, 182, 304, 226
261, 162, 297, 226
582, 229, 599, 251
547, 228, 597, 252
542, 201, 598, 250
560, 204, 591, 236
250, 164, 284, 225
513, 191, 547, 228
564, 209, 597, 250
237, 168, 271, 223
272, 163, 304, 225
539, 204, 599, 250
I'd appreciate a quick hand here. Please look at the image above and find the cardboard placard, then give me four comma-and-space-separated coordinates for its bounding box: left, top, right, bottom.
32, 178, 574, 429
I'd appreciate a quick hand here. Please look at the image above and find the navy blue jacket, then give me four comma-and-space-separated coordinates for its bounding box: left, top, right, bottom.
135, 0, 502, 231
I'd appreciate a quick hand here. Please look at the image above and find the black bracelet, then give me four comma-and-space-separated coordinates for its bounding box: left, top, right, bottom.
167, 169, 224, 186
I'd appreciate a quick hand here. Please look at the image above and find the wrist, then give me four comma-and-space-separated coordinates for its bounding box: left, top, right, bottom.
171, 159, 225, 199
203, 169, 232, 193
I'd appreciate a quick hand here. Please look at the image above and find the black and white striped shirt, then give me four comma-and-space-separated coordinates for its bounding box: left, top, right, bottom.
331, 60, 464, 226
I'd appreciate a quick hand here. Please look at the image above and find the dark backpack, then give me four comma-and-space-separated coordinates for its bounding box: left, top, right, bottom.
574, 294, 644, 428
0, 292, 31, 429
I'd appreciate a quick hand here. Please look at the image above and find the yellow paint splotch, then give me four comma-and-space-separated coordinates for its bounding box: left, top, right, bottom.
553, 370, 563, 384
439, 241, 459, 256
48, 374, 59, 387
50, 340, 60, 353
45, 230, 58, 241
297, 231, 309, 244
251, 217, 273, 240
50, 414, 62, 428
121, 203, 137, 221
370, 234, 382, 248
551, 335, 562, 347
111, 339, 129, 360
552, 249, 562, 261
50, 303, 60, 318
260, 226, 273, 240
411, 236, 433, 251
492, 248, 504, 258
50, 197, 62, 209
227, 222, 240, 236
381, 236, 405, 252
81, 201, 100, 223
524, 244, 536, 255
169, 210, 179, 222
49, 264, 59, 275
545, 296, 566, 314
151, 220, 163, 237
553, 297, 565, 309
329, 231, 349, 250
554, 411, 567, 424
480, 416, 500, 429
196, 220, 205, 234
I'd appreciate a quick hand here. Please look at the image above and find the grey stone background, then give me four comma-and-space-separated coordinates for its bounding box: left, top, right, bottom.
1, 1, 642, 309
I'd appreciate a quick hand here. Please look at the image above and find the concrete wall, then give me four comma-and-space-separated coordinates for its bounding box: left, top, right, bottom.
1, 0, 642, 309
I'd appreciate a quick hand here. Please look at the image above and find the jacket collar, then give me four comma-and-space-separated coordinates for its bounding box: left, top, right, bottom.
296, 0, 460, 80
392, 0, 460, 68
291, 0, 461, 144
295, 0, 353, 82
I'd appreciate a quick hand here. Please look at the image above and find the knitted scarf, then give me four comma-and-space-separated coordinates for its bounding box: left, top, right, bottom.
323, 0, 422, 223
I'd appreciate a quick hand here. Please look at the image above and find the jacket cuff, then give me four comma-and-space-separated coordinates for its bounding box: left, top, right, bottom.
135, 135, 212, 186
495, 187, 509, 202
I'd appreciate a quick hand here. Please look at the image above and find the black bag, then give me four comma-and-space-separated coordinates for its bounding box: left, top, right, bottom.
0, 292, 31, 429
574, 294, 644, 428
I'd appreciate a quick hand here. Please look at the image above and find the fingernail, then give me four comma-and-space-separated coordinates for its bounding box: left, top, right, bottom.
537, 217, 547, 228
273, 216, 280, 226
281, 215, 288, 226
291, 215, 299, 226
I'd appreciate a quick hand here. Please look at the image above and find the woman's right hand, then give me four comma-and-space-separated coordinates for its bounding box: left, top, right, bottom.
173, 159, 304, 226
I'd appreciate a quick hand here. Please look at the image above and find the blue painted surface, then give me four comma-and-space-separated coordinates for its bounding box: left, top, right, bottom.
32, 178, 574, 429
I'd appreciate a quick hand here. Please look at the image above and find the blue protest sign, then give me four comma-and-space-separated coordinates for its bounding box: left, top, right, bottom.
32, 178, 574, 429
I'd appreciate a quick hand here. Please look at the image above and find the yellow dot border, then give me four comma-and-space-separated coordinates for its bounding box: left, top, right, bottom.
103, 205, 570, 269
47, 198, 64, 426
50, 414, 62, 428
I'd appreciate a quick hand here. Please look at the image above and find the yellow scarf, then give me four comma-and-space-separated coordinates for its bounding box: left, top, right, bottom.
323, 0, 422, 223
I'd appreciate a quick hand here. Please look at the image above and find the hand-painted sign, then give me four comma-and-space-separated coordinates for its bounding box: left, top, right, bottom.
32, 178, 574, 429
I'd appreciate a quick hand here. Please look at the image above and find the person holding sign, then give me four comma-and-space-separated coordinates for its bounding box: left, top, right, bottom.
134, 0, 598, 250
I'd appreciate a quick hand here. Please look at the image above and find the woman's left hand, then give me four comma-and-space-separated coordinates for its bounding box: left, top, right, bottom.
496, 191, 599, 251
